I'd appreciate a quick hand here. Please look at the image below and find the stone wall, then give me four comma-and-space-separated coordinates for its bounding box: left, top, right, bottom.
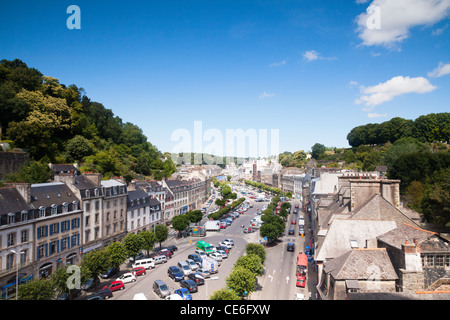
0, 151, 29, 180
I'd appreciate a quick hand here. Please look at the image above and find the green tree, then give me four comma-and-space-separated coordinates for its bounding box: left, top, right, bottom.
311, 143, 326, 160
65, 135, 95, 161
154, 224, 169, 249
122, 233, 145, 260
5, 160, 51, 183
209, 288, 241, 300
245, 243, 266, 264
139, 230, 157, 255
105, 242, 127, 269
18, 279, 54, 300
171, 214, 190, 232
234, 254, 264, 276
81, 247, 110, 278
186, 210, 203, 224
226, 266, 257, 298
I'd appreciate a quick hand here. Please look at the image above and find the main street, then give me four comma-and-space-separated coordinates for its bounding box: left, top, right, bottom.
107, 199, 267, 300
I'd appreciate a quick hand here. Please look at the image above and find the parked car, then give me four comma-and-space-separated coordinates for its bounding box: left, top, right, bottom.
109, 281, 125, 292
216, 250, 228, 259
167, 245, 178, 253
128, 252, 145, 263
188, 272, 205, 285
132, 258, 155, 270
180, 279, 198, 293
187, 254, 202, 266
116, 272, 136, 284
158, 250, 172, 259
197, 268, 210, 279
101, 267, 119, 279
219, 241, 232, 249
81, 277, 100, 291
168, 266, 184, 282
95, 286, 113, 299
56, 288, 82, 300
153, 255, 167, 265
165, 293, 183, 300
153, 280, 170, 298
174, 288, 192, 300
186, 258, 199, 271
133, 267, 147, 276
223, 239, 234, 246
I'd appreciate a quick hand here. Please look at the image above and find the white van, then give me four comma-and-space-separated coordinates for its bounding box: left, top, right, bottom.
132, 258, 155, 270
177, 261, 192, 276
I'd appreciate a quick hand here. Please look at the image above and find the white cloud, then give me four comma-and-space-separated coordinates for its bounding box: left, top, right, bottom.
355, 76, 437, 108
356, 0, 450, 48
259, 91, 275, 99
269, 60, 287, 67
428, 62, 450, 78
302, 50, 337, 62
303, 50, 320, 62
367, 113, 388, 118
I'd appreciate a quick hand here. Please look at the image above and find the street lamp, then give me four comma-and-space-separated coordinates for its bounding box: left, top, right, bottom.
9, 249, 25, 300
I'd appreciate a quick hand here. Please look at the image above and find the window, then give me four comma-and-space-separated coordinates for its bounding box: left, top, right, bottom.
7, 233, 15, 247
21, 230, 28, 243
350, 239, 359, 249
21, 210, 28, 222
62, 202, 69, 213
85, 202, 90, 212
39, 206, 46, 217
51, 204, 57, 215
72, 201, 79, 211
426, 255, 434, 267
7, 213, 15, 224
435, 255, 445, 267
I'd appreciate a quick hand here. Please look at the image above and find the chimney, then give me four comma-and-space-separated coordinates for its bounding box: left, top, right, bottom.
54, 172, 75, 186
5, 182, 31, 203
84, 172, 102, 187
402, 240, 422, 272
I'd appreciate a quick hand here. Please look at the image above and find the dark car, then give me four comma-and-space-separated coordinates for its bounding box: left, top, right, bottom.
187, 254, 202, 265
81, 277, 100, 291
56, 288, 82, 300
101, 267, 119, 279
168, 266, 184, 282
180, 279, 198, 293
167, 245, 178, 253
95, 286, 113, 299
287, 242, 295, 252
216, 245, 229, 254
188, 272, 205, 285
288, 229, 295, 235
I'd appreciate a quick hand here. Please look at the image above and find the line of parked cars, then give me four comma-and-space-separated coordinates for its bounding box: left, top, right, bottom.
82, 246, 179, 300
153, 239, 235, 300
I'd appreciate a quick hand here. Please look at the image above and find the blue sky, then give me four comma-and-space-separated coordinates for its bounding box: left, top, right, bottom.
1, 0, 449, 156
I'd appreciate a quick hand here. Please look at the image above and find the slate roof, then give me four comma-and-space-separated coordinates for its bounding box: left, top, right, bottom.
323, 248, 398, 280
315, 219, 397, 261
377, 223, 438, 250
348, 194, 419, 227
30, 182, 80, 208
0, 187, 32, 214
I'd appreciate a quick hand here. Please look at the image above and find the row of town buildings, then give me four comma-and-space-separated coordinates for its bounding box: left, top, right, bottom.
302, 166, 450, 300
238, 158, 450, 299
0, 164, 214, 298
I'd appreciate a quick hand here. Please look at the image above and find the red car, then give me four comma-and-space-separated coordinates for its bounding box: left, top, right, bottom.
291, 220, 296, 225
133, 267, 146, 276
159, 250, 172, 259
109, 280, 125, 291
296, 276, 306, 288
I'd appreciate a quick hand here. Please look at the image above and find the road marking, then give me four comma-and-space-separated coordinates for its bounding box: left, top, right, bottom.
268, 275, 273, 282
286, 276, 290, 284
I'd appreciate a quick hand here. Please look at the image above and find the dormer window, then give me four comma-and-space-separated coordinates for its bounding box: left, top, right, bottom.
72, 201, 79, 211
51, 204, 57, 215
350, 239, 359, 249
7, 212, 15, 224
62, 202, 69, 213
21, 210, 28, 222
39, 206, 46, 217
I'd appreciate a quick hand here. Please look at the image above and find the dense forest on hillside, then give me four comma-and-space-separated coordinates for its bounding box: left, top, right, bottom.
0, 59, 176, 182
